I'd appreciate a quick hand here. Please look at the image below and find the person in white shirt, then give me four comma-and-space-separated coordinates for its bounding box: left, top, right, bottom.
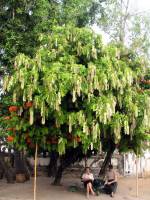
82, 167, 95, 198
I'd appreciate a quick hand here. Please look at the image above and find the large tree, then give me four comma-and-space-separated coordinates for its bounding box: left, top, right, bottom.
2, 26, 150, 183
0, 0, 107, 182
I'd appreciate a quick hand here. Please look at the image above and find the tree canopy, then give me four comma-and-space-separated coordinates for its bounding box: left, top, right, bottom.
0, 1, 150, 183
1, 26, 149, 156
0, 0, 106, 71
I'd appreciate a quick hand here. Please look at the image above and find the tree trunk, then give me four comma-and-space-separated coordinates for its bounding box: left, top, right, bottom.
48, 151, 58, 177
99, 144, 116, 177
0, 153, 15, 183
25, 156, 33, 175
53, 146, 83, 185
14, 150, 30, 181
53, 165, 63, 185
0, 154, 5, 179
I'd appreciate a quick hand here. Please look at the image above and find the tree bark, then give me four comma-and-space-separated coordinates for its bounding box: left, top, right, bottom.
25, 156, 33, 175
0, 153, 16, 183
99, 144, 116, 177
48, 151, 58, 177
53, 146, 83, 185
0, 152, 5, 179
53, 164, 63, 185
14, 150, 30, 181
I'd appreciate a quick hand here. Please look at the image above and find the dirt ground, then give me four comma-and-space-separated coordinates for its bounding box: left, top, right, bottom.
0, 175, 149, 200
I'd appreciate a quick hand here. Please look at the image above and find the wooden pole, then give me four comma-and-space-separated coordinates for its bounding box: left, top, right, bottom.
136, 155, 139, 197
123, 154, 126, 176
85, 155, 87, 168
34, 143, 38, 200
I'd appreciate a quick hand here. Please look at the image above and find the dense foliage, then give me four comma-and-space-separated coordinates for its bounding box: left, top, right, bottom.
0, 0, 106, 73
1, 26, 149, 156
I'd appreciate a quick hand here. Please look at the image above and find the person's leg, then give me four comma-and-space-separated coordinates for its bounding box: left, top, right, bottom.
109, 184, 114, 197
110, 182, 117, 197
104, 184, 111, 195
113, 182, 117, 193
86, 184, 90, 199
88, 182, 95, 195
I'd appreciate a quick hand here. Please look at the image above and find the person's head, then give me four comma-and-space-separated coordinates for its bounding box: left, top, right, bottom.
85, 167, 90, 174
108, 164, 113, 171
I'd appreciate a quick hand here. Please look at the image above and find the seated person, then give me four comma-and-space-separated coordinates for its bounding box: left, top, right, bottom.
104, 164, 118, 197
81, 167, 95, 198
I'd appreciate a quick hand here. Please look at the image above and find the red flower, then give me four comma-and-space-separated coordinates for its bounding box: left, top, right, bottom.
26, 137, 31, 144
76, 136, 81, 142
25, 102, 33, 108
7, 136, 14, 142
9, 106, 18, 112
6, 127, 15, 131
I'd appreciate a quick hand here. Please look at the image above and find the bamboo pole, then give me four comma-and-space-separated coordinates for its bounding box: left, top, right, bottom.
34, 143, 38, 200
85, 155, 87, 168
136, 155, 139, 197
123, 154, 126, 176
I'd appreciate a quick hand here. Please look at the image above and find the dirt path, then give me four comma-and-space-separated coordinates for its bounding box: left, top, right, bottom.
0, 176, 149, 200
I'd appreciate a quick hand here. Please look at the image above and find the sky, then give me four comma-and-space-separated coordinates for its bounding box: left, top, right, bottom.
92, 0, 150, 43
134, 0, 150, 12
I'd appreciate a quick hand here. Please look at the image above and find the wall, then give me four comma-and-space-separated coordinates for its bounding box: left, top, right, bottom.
124, 150, 150, 176
27, 150, 150, 177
